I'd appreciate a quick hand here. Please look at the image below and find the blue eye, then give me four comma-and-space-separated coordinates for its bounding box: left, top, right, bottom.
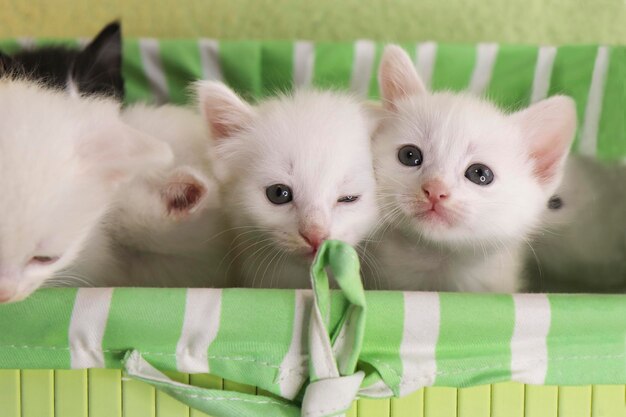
398, 145, 423, 167
465, 163, 494, 186
265, 184, 293, 205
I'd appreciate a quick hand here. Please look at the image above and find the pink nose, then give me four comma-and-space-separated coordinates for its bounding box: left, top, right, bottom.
299, 229, 329, 251
422, 179, 449, 204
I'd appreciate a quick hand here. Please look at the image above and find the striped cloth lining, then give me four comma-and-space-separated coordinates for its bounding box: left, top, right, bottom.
0, 287, 623, 399
0, 39, 624, 159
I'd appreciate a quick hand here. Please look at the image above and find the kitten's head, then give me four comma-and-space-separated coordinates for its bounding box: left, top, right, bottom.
374, 45, 576, 245
196, 82, 378, 259
0, 21, 124, 99
110, 105, 218, 255
0, 80, 172, 303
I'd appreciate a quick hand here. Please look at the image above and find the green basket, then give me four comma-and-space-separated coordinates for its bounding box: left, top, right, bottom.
1, 370, 624, 417
0, 39, 624, 417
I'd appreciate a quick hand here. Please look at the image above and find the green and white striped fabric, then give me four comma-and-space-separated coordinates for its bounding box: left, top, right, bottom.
0, 39, 624, 416
0, 241, 624, 417
0, 39, 624, 159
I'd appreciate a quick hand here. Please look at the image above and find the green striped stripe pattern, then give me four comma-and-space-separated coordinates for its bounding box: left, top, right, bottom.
0, 283, 623, 395
0, 39, 624, 158
0, 241, 624, 416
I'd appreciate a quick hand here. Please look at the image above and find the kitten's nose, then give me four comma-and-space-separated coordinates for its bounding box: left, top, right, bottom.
299, 228, 329, 252
422, 179, 449, 204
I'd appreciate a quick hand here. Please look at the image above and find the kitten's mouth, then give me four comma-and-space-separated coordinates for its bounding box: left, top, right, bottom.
415, 203, 453, 225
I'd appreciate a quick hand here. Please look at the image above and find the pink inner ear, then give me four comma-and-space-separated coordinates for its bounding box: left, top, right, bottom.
210, 118, 237, 139
379, 46, 426, 111
164, 181, 206, 216
531, 137, 567, 185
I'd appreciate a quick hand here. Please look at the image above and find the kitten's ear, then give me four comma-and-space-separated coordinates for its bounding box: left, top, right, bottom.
0, 51, 14, 68
195, 80, 255, 141
75, 21, 124, 97
512, 95, 577, 191
78, 122, 173, 184
160, 166, 213, 219
378, 45, 426, 111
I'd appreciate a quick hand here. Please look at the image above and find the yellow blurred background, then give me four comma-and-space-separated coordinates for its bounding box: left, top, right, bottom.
1, 0, 625, 43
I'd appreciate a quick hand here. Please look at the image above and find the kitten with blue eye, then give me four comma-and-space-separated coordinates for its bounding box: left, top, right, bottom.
369, 45, 576, 292
195, 82, 379, 288
0, 21, 124, 99
0, 79, 172, 303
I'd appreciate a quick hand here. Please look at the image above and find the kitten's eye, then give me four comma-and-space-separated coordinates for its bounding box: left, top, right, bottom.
465, 163, 494, 186
398, 145, 423, 167
548, 195, 563, 210
337, 195, 360, 203
266, 184, 293, 205
28, 256, 60, 266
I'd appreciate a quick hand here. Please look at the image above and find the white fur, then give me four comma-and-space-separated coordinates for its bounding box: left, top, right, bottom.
0, 79, 172, 302
196, 82, 379, 288
528, 155, 626, 292
67, 104, 232, 288
368, 46, 576, 292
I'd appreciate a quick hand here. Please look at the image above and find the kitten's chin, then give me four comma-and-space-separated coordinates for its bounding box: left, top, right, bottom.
406, 207, 466, 245
0, 281, 39, 304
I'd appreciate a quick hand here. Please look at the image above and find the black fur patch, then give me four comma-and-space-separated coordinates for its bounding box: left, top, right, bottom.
0, 21, 124, 99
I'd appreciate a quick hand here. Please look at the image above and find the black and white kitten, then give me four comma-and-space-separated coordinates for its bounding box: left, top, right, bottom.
0, 21, 124, 99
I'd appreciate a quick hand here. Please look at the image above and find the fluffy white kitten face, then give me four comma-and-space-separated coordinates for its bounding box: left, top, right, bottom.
0, 80, 171, 302
197, 83, 378, 259
374, 46, 577, 245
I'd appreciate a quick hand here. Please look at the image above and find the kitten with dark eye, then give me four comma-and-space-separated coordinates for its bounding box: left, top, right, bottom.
528, 155, 626, 293
0, 21, 124, 99
195, 81, 379, 289
370, 45, 577, 293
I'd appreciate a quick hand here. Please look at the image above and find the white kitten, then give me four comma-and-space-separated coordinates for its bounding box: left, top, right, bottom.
195, 82, 379, 288
369, 45, 576, 292
0, 79, 172, 303
528, 155, 626, 292
74, 104, 232, 288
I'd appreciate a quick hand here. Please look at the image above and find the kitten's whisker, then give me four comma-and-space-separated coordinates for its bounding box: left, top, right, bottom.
251, 244, 277, 288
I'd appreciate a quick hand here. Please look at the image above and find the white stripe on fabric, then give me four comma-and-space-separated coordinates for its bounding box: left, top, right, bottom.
139, 38, 169, 104
415, 42, 437, 90
176, 289, 222, 374
358, 378, 394, 398
309, 291, 339, 381
198, 39, 223, 82
350, 40, 376, 97
278, 290, 312, 399
468, 43, 499, 96
16, 37, 35, 50
398, 292, 440, 396
331, 305, 360, 374
126, 350, 189, 387
580, 46, 610, 156
302, 372, 364, 417
511, 294, 551, 384
68, 288, 114, 369
294, 41, 315, 89
530, 46, 557, 103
